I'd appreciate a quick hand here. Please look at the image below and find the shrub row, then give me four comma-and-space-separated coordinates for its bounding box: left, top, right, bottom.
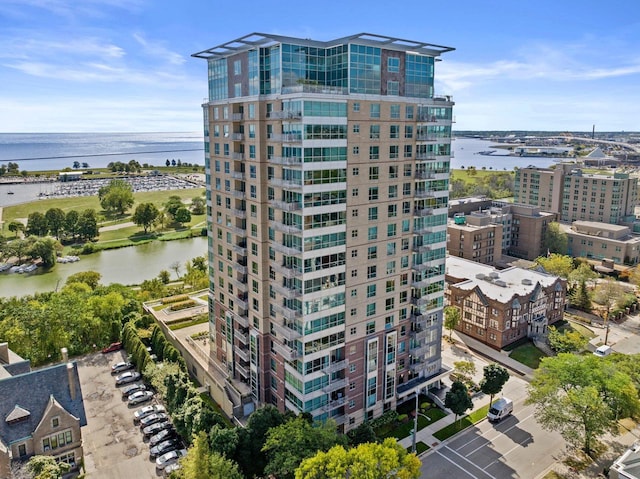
161, 294, 189, 305
169, 299, 197, 311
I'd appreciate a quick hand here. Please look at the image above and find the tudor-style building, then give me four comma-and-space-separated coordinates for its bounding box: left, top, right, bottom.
0, 344, 86, 478
445, 257, 566, 349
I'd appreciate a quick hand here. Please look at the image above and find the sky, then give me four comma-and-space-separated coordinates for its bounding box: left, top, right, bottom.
0, 0, 639, 133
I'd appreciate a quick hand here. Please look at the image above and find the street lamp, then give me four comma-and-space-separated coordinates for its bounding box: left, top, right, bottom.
411, 389, 430, 454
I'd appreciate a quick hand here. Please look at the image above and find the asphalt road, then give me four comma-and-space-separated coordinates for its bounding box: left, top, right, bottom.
420, 401, 565, 479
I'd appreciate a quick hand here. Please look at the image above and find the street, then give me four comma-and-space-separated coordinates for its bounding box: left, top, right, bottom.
420, 400, 565, 478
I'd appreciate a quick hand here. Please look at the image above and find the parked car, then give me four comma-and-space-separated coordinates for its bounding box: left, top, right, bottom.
149, 428, 178, 447
593, 345, 613, 357
111, 361, 133, 374
115, 371, 141, 385
102, 342, 123, 353
487, 397, 514, 423
121, 383, 147, 398
156, 449, 187, 471
128, 390, 154, 406
143, 420, 173, 438
163, 463, 181, 477
139, 412, 169, 429
134, 404, 166, 423
150, 438, 182, 458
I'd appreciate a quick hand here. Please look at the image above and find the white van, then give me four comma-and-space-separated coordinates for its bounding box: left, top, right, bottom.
487, 397, 513, 423
593, 345, 612, 357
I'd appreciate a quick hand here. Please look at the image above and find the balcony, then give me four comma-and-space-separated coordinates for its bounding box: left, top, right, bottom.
269, 178, 303, 190
272, 339, 298, 361
269, 220, 302, 235
229, 171, 245, 180
414, 207, 433, 217
416, 134, 448, 142
413, 243, 432, 253
320, 397, 345, 413
273, 303, 302, 320
271, 282, 302, 299
409, 361, 424, 372
230, 310, 249, 328
321, 377, 347, 394
268, 110, 303, 120
417, 114, 438, 122
270, 261, 303, 279
410, 344, 430, 357
271, 241, 302, 256
235, 346, 249, 362
227, 224, 246, 236
231, 152, 245, 160
414, 190, 435, 199
231, 133, 244, 141
415, 171, 435, 180
269, 199, 302, 211
229, 189, 246, 199
414, 225, 445, 235
235, 362, 249, 377
323, 358, 349, 374
410, 328, 429, 342
415, 152, 437, 161
269, 133, 303, 143
234, 295, 248, 310
235, 328, 249, 345
231, 113, 244, 121
231, 208, 246, 219
269, 156, 303, 167
272, 321, 301, 341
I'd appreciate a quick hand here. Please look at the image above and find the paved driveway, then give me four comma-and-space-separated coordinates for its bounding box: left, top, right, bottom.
77, 352, 159, 478
420, 400, 565, 479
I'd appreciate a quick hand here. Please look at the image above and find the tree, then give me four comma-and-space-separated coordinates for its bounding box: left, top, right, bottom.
132, 203, 160, 234
26, 455, 70, 479
542, 222, 568, 255
191, 196, 205, 215
191, 256, 207, 273
571, 279, 592, 311
66, 271, 101, 289
295, 438, 421, 479
8, 220, 24, 238
444, 305, 461, 341
29, 237, 61, 267
165, 195, 185, 219
209, 424, 239, 459
526, 353, 640, 456
593, 280, 628, 344
480, 364, 510, 407
346, 421, 377, 446
158, 270, 171, 284
170, 261, 182, 280
77, 209, 99, 240
453, 360, 477, 381
26, 211, 48, 237
166, 159, 171, 167
547, 325, 588, 353
64, 210, 79, 239
174, 207, 192, 226
45, 208, 66, 239
568, 262, 598, 286
72, 160, 80, 169
180, 431, 243, 479
98, 179, 134, 215
535, 254, 574, 279
262, 417, 346, 479
444, 380, 473, 427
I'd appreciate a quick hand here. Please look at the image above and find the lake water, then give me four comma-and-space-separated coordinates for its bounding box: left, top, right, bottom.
452, 138, 559, 170
0, 236, 208, 298
0, 132, 205, 172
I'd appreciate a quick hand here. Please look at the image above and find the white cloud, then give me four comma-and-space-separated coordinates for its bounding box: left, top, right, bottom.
132, 33, 185, 66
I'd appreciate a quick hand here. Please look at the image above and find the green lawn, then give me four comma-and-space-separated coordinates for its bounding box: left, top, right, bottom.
508, 341, 547, 369
377, 407, 448, 440
433, 404, 490, 441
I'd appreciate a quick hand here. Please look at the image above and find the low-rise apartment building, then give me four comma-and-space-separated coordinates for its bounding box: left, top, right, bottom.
445, 257, 566, 349
565, 221, 640, 265
0, 344, 86, 478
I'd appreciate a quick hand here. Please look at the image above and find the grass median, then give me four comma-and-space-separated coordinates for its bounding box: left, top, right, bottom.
433, 404, 490, 441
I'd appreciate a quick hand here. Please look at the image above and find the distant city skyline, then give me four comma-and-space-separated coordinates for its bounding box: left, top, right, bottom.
0, 0, 638, 133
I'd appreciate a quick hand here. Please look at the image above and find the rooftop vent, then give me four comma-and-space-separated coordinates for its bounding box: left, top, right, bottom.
522, 279, 533, 285
494, 280, 507, 287
475, 273, 486, 280
489, 272, 499, 279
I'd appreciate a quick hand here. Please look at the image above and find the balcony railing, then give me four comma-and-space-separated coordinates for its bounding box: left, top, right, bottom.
228, 276, 248, 293
321, 377, 347, 394
234, 295, 248, 310
269, 220, 302, 235
270, 260, 303, 279
230, 208, 246, 220
227, 224, 246, 236
231, 133, 244, 141
281, 84, 348, 95
231, 152, 244, 160
415, 190, 435, 199
270, 178, 303, 190
415, 171, 435, 180
269, 133, 303, 143
229, 190, 245, 199
271, 282, 302, 299
320, 397, 345, 413
235, 362, 249, 377
272, 339, 298, 361
271, 241, 302, 256
272, 321, 302, 341
229, 171, 245, 180
414, 207, 433, 217
323, 358, 349, 374
268, 199, 302, 211
231, 113, 244, 121
410, 328, 429, 342
410, 344, 430, 357
269, 156, 303, 167
268, 110, 303, 120
229, 310, 249, 328
235, 329, 249, 345
235, 346, 249, 362
273, 303, 302, 320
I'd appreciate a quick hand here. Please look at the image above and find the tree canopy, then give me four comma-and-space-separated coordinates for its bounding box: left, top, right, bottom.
295, 438, 421, 479
480, 364, 510, 406
132, 202, 160, 233
542, 222, 568, 255
444, 306, 461, 340
445, 380, 473, 425
527, 353, 640, 455
547, 325, 588, 353
98, 179, 134, 214
535, 254, 574, 279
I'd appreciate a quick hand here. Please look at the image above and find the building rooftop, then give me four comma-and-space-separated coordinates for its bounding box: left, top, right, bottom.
193, 32, 455, 60
446, 256, 560, 301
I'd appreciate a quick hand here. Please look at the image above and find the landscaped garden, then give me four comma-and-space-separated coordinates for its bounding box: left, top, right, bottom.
504, 338, 547, 369
373, 395, 448, 441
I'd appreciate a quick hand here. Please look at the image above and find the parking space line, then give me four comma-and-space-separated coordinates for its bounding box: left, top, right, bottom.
437, 449, 481, 479
442, 446, 497, 479
464, 413, 535, 457
482, 429, 536, 472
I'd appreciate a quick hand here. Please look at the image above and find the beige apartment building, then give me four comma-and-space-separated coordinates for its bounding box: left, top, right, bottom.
194, 33, 455, 429
447, 214, 502, 265
514, 163, 638, 225
445, 258, 566, 349
565, 221, 640, 265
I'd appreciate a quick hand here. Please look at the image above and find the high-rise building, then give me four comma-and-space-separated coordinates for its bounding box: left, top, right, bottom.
193, 33, 454, 429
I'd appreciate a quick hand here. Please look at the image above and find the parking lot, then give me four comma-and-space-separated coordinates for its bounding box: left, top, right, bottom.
77, 351, 160, 478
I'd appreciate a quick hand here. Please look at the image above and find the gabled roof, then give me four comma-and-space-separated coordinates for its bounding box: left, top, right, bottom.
5, 406, 30, 424
0, 362, 86, 446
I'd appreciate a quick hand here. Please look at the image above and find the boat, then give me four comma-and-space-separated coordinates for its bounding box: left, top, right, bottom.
7, 190, 14, 195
